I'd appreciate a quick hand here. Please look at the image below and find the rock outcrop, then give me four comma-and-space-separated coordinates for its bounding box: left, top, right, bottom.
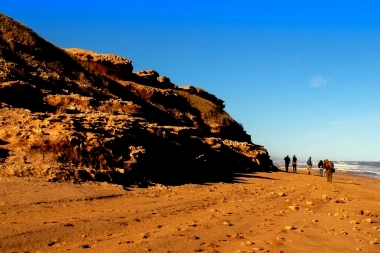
0, 13, 277, 186
64, 48, 133, 80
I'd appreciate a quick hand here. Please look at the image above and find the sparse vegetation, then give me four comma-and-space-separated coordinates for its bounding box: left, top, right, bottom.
99, 100, 141, 115
55, 106, 66, 115
175, 90, 235, 126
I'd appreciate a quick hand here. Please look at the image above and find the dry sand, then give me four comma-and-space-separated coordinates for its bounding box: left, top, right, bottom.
0, 169, 379, 253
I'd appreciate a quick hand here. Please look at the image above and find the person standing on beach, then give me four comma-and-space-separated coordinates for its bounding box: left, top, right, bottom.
325, 159, 331, 182
292, 155, 297, 172
318, 160, 324, 177
306, 157, 312, 175
284, 155, 290, 172
325, 159, 334, 182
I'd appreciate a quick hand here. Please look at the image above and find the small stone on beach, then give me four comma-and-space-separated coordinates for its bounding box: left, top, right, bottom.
223, 221, 231, 226
288, 205, 299, 211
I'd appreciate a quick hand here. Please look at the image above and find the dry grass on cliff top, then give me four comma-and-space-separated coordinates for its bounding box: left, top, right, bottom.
176, 89, 236, 126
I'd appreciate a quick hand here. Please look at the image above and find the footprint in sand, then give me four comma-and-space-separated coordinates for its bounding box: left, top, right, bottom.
199, 242, 220, 248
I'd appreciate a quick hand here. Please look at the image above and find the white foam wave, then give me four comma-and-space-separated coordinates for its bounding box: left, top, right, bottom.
272, 159, 380, 178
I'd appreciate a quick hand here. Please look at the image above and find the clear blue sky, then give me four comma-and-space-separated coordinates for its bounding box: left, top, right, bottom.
2, 0, 380, 161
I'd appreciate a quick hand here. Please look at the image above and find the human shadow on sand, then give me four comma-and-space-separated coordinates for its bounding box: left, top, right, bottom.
331, 181, 361, 186
232, 172, 278, 182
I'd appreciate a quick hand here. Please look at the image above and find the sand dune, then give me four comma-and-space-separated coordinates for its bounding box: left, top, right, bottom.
1, 170, 379, 252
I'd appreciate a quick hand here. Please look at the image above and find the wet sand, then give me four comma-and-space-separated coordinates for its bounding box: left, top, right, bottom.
0, 169, 379, 252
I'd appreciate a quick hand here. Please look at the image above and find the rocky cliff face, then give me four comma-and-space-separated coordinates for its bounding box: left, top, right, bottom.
0, 13, 276, 186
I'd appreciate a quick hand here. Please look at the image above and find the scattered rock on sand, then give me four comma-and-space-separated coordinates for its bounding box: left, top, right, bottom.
288, 205, 299, 211
285, 226, 294, 231
363, 210, 372, 216
358, 210, 376, 217
306, 201, 314, 205
223, 221, 232, 226
350, 220, 358, 225
362, 218, 372, 223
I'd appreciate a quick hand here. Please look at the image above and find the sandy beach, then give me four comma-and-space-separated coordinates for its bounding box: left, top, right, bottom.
0, 169, 379, 253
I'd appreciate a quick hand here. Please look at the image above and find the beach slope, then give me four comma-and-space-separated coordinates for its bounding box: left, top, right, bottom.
1, 171, 379, 252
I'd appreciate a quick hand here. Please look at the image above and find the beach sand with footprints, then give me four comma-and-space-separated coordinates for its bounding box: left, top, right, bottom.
1, 170, 379, 252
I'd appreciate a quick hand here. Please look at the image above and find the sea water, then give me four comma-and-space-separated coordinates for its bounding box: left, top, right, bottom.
272, 159, 380, 179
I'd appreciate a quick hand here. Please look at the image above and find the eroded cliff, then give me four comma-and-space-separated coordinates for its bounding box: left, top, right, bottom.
0, 13, 276, 186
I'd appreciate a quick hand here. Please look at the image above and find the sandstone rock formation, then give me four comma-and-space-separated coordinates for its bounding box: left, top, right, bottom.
65, 48, 133, 80
0, 13, 277, 186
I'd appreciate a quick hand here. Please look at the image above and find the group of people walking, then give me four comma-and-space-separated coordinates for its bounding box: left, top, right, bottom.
283, 155, 298, 173
284, 155, 335, 182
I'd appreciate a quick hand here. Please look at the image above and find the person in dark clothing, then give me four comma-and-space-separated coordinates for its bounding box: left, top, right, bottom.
292, 155, 297, 172
284, 155, 291, 172
318, 160, 324, 177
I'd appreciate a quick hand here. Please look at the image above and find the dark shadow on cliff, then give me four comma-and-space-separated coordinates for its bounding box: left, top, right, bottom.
0, 139, 10, 145
100, 128, 278, 187
0, 148, 10, 162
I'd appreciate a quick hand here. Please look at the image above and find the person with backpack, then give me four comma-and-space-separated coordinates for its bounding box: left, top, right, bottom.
318, 160, 324, 177
306, 157, 312, 175
324, 159, 334, 182
284, 155, 291, 172
292, 155, 298, 172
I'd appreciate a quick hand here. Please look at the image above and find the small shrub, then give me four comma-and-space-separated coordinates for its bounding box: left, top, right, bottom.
99, 100, 140, 115
55, 106, 66, 115
176, 90, 235, 126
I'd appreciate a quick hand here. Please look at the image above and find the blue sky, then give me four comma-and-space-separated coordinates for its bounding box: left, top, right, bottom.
2, 0, 380, 161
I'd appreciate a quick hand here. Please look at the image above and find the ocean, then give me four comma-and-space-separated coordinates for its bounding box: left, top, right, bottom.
272, 159, 380, 179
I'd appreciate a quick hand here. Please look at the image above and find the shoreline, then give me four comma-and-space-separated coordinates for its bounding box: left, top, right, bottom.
277, 165, 380, 180
1, 171, 379, 252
